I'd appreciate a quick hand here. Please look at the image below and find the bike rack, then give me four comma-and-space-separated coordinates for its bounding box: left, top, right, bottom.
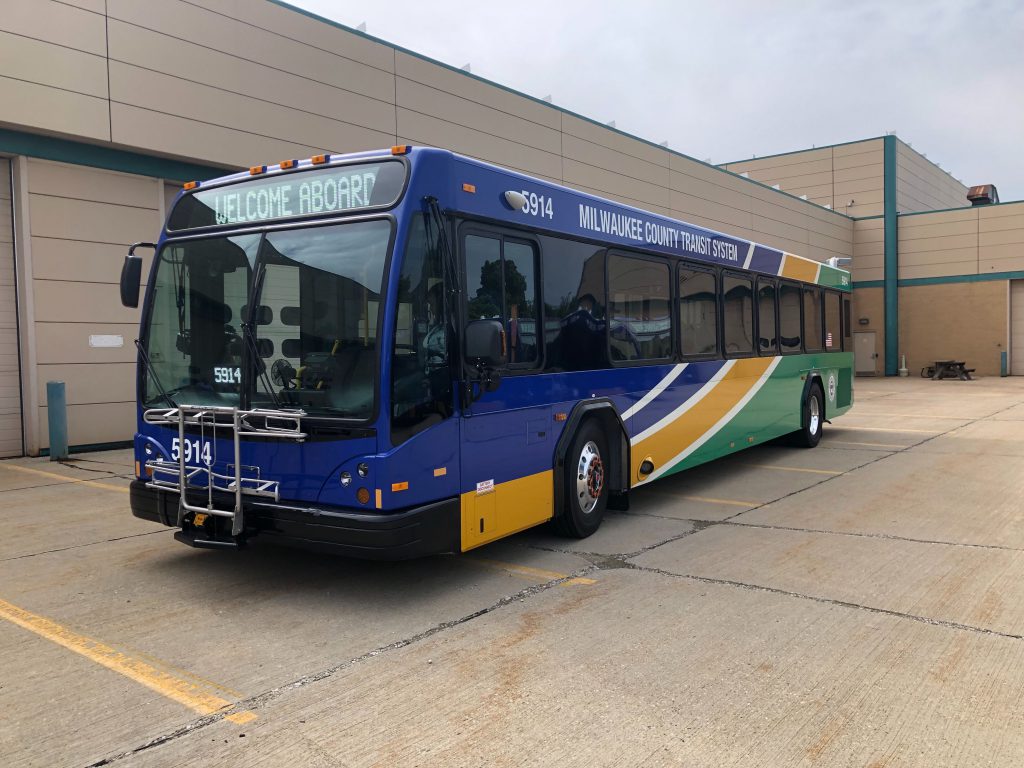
143, 405, 306, 536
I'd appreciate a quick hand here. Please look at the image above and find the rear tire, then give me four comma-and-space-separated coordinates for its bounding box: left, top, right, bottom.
794, 383, 824, 448
554, 420, 609, 538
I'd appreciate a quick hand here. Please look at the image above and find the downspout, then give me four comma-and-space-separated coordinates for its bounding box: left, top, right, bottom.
883, 135, 899, 376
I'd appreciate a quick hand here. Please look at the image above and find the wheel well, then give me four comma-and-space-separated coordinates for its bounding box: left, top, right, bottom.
553, 401, 629, 519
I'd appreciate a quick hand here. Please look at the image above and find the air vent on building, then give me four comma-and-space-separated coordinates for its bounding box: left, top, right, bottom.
967, 184, 999, 206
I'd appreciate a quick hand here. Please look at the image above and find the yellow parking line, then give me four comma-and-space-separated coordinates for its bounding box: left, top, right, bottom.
749, 464, 842, 476
680, 494, 756, 508
0, 597, 255, 724
0, 463, 129, 493
467, 558, 596, 586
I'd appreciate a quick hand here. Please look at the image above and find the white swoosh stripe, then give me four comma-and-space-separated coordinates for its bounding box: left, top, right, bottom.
637, 356, 783, 485
630, 360, 737, 446
621, 363, 688, 421
742, 242, 755, 270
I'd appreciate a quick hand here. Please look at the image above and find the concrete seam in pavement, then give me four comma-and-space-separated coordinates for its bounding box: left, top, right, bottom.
635, 566, 1024, 642
0, 530, 169, 563
83, 565, 600, 767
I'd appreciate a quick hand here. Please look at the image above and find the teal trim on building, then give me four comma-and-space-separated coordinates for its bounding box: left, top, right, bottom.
882, 135, 899, 376
0, 129, 226, 182
852, 280, 885, 289
855, 271, 1024, 289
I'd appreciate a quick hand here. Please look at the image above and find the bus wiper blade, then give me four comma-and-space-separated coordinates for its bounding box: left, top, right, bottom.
240, 320, 282, 408
135, 339, 176, 408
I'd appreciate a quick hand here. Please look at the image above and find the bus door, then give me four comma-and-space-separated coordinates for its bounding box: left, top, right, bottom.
459, 229, 553, 550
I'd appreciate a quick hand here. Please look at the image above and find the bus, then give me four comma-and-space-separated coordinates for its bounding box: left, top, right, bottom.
120, 146, 853, 558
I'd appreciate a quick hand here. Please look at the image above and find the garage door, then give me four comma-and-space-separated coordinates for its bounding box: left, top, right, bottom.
1012, 281, 1024, 376
0, 156, 24, 456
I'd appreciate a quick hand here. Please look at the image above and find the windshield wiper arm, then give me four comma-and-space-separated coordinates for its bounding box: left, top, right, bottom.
135, 339, 177, 408
240, 319, 282, 409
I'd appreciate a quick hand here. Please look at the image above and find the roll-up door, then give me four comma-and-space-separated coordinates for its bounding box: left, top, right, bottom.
0, 157, 23, 456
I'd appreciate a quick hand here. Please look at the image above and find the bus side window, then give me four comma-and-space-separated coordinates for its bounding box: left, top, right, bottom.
803, 287, 823, 352
465, 233, 540, 367
843, 295, 852, 351
679, 266, 717, 357
608, 254, 672, 362
722, 273, 754, 356
542, 237, 607, 372
779, 282, 802, 353
824, 290, 841, 351
756, 277, 778, 356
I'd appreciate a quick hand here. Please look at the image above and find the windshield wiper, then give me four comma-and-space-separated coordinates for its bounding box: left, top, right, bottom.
135, 339, 177, 408
240, 319, 282, 409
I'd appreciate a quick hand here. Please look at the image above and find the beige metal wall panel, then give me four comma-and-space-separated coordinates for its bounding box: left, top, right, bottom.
110, 103, 315, 171
895, 140, 968, 213
0, 76, 109, 142
108, 21, 396, 139
0, 30, 108, 99
850, 286, 885, 365
561, 114, 667, 167
570, 183, 670, 219
397, 109, 562, 181
28, 194, 158, 246
669, 190, 754, 234
899, 282, 1006, 376
33, 281, 140, 324
978, 204, 1024, 273
1, 0, 107, 56
397, 77, 560, 157
34, 322, 139, 365
27, 159, 158, 209
31, 238, 152, 285
852, 218, 884, 283
191, 0, 396, 74
37, 363, 135, 406
562, 158, 671, 211
561, 133, 669, 189
897, 208, 978, 279
0, 156, 21, 457
396, 52, 559, 132
59, 0, 105, 12
109, 63, 395, 161
37, 402, 136, 451
106, 0, 395, 101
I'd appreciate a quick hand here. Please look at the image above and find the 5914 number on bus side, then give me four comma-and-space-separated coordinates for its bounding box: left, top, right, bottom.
520, 190, 553, 219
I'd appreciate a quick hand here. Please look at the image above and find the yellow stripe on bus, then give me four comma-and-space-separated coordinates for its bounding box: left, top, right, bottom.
780, 253, 821, 283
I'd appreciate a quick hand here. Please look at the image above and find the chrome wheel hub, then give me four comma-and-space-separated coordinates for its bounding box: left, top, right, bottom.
576, 440, 604, 514
809, 395, 821, 435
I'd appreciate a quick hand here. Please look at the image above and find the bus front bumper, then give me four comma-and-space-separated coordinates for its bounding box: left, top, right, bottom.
129, 481, 461, 560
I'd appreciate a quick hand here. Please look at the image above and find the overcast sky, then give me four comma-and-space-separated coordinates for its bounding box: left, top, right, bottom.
295, 0, 1024, 202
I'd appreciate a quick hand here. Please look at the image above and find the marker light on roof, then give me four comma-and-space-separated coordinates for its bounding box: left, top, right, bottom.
249, 165, 267, 175
311, 154, 330, 165
391, 145, 411, 155
183, 181, 198, 190
279, 159, 297, 169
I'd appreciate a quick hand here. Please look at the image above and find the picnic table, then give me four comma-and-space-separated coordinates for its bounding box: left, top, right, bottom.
921, 360, 974, 380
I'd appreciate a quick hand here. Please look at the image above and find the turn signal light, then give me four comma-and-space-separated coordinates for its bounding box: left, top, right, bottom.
311, 154, 330, 165
356, 487, 370, 505
462, 183, 476, 193
391, 145, 411, 155
183, 181, 198, 190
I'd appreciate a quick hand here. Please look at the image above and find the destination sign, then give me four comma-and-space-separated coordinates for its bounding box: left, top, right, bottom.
167, 160, 406, 231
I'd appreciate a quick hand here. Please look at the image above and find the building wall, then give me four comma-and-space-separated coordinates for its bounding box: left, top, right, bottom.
0, 156, 21, 457
898, 281, 1007, 377
850, 286, 885, 375
895, 140, 969, 214
21, 159, 163, 451
721, 139, 886, 218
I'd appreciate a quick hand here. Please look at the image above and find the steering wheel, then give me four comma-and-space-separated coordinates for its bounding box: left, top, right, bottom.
270, 358, 297, 390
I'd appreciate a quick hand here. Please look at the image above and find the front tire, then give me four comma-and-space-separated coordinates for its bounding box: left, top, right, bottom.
794, 383, 824, 448
554, 420, 609, 538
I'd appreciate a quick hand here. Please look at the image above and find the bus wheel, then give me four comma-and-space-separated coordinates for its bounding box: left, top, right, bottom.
555, 420, 609, 538
794, 383, 824, 448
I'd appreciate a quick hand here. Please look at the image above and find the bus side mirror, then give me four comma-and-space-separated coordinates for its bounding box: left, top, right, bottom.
120, 242, 156, 308
120, 255, 142, 308
465, 319, 507, 368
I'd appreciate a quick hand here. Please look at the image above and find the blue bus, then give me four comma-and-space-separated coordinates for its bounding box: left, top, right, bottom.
120, 146, 853, 558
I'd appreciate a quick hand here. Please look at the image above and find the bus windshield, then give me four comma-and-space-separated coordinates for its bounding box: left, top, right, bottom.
142, 219, 391, 419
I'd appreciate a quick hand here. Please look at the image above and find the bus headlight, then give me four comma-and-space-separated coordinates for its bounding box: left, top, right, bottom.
339, 471, 352, 487
357, 462, 369, 478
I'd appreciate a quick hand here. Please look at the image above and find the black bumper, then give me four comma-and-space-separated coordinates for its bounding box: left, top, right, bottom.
129, 481, 461, 560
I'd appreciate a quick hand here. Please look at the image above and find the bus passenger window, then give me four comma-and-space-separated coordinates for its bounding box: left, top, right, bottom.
843, 296, 852, 350
803, 287, 823, 352
824, 291, 841, 351
542, 238, 607, 372
722, 274, 754, 356
679, 267, 717, 357
464, 233, 539, 366
779, 283, 802, 352
609, 254, 671, 362
757, 279, 778, 355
